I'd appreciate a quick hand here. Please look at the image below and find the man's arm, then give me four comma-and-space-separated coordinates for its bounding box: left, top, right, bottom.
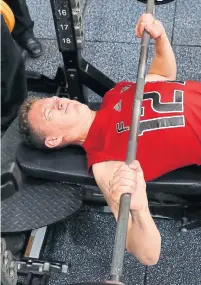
92, 161, 161, 266
135, 14, 177, 82
147, 31, 177, 81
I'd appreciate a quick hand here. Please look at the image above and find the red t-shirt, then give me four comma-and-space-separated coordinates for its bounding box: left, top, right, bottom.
83, 81, 201, 181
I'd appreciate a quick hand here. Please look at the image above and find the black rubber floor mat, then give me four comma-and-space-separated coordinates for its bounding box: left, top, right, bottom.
42, 211, 145, 285
1, 177, 83, 233
41, 215, 201, 285
145, 219, 201, 285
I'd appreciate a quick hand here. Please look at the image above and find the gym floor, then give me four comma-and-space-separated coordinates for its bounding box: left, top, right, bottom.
25, 0, 201, 284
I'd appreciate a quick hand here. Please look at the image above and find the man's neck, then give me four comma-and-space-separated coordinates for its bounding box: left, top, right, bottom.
77, 110, 97, 145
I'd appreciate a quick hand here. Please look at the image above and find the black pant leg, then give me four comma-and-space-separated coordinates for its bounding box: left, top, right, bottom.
4, 0, 34, 41
1, 15, 27, 131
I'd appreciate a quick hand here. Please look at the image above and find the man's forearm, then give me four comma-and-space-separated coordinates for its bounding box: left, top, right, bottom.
126, 207, 161, 266
109, 202, 161, 266
148, 31, 177, 80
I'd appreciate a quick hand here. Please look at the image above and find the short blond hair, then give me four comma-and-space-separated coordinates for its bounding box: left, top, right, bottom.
19, 96, 47, 149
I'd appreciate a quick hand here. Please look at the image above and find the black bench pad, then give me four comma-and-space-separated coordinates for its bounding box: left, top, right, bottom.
16, 143, 201, 195
17, 144, 95, 185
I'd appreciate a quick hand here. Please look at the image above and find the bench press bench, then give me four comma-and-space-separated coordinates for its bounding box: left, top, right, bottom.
16, 143, 201, 197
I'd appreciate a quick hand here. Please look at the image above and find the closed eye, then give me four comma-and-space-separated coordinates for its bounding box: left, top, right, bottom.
48, 109, 52, 117
44, 107, 53, 121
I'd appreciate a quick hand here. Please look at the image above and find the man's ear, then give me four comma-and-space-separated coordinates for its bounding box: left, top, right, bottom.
45, 136, 63, 148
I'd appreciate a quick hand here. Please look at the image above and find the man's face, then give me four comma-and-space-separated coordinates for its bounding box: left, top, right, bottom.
28, 96, 90, 148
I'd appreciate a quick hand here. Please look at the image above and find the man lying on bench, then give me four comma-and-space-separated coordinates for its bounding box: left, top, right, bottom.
19, 14, 201, 266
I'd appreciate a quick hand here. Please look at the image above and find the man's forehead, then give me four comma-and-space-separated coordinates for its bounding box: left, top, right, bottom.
29, 97, 51, 120
35, 97, 53, 110
41, 97, 53, 106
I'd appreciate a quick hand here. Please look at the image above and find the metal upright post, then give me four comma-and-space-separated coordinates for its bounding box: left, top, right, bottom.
50, 0, 85, 102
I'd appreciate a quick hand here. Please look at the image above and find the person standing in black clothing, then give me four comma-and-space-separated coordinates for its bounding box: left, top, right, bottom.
4, 0, 42, 58
1, 0, 42, 132
1, 14, 27, 132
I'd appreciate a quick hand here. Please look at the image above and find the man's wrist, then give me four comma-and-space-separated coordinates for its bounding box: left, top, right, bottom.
130, 205, 150, 222
155, 30, 166, 42
154, 31, 168, 56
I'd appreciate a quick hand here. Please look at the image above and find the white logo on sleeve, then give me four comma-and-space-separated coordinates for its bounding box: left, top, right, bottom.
116, 121, 130, 133
113, 100, 122, 112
